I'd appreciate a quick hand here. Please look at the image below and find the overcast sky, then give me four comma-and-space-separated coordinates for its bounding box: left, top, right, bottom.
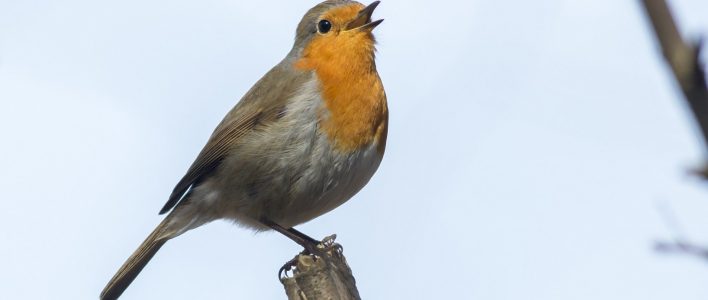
2, 0, 708, 299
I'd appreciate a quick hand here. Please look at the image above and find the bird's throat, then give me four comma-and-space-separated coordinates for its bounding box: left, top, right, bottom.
294, 37, 387, 153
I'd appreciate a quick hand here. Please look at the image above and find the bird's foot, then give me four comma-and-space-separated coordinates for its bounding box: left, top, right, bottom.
301, 234, 337, 258
279, 234, 341, 280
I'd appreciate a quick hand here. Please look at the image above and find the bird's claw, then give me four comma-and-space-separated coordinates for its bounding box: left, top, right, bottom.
279, 256, 298, 280
321, 234, 337, 248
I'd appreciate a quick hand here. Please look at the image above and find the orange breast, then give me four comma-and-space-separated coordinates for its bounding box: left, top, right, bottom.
294, 24, 388, 153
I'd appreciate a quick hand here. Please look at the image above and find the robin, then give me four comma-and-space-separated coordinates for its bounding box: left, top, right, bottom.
100, 0, 387, 299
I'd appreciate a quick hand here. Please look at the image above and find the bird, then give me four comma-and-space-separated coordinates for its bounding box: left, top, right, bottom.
100, 1, 387, 299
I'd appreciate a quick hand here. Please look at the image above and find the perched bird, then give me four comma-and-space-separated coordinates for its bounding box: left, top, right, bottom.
100, 0, 387, 299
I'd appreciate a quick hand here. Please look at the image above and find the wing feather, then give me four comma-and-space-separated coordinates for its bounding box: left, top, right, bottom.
158, 63, 311, 214
159, 108, 263, 214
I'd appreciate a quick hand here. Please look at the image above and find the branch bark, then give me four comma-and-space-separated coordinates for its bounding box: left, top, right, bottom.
279, 235, 360, 300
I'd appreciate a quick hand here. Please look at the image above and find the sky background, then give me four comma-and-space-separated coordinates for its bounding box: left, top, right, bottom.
2, 0, 708, 299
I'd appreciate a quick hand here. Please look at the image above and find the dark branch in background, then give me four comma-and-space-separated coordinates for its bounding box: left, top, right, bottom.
640, 0, 708, 260
655, 241, 708, 260
640, 0, 708, 163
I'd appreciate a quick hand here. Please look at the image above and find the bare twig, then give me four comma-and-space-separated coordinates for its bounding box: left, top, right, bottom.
654, 201, 708, 261
640, 0, 708, 176
280, 235, 360, 300
655, 240, 708, 260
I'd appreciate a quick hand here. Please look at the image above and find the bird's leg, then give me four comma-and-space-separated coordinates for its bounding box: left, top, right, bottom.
286, 226, 321, 246
260, 218, 323, 256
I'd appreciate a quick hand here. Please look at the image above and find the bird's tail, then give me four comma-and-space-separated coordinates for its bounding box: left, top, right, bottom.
100, 216, 175, 300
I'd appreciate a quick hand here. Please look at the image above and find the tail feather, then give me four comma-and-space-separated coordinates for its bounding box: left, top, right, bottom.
100, 217, 174, 300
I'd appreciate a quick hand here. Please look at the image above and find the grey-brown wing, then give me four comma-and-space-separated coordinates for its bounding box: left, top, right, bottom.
159, 108, 263, 214
158, 62, 309, 214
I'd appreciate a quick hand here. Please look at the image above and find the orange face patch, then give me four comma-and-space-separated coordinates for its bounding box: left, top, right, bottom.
294, 3, 388, 153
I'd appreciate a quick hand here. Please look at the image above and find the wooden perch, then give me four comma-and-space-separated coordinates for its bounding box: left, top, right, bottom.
640, 0, 708, 172
279, 235, 361, 300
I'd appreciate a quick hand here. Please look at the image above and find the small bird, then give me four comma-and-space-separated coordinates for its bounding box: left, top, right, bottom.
100, 1, 387, 299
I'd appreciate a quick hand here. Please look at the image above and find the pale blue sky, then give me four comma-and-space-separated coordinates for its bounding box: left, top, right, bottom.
2, 0, 708, 299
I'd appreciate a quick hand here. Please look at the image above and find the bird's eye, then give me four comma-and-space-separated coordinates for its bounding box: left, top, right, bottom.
317, 20, 332, 34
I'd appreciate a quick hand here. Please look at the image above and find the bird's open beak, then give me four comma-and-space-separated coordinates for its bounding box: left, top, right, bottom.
345, 1, 383, 32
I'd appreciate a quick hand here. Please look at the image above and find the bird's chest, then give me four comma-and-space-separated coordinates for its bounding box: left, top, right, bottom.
215, 78, 385, 226
260, 87, 384, 222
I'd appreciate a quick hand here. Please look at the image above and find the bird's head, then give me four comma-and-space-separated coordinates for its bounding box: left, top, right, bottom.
292, 1, 383, 70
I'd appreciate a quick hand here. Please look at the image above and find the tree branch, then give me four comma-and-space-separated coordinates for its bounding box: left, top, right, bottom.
640, 0, 708, 170
641, 0, 708, 262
